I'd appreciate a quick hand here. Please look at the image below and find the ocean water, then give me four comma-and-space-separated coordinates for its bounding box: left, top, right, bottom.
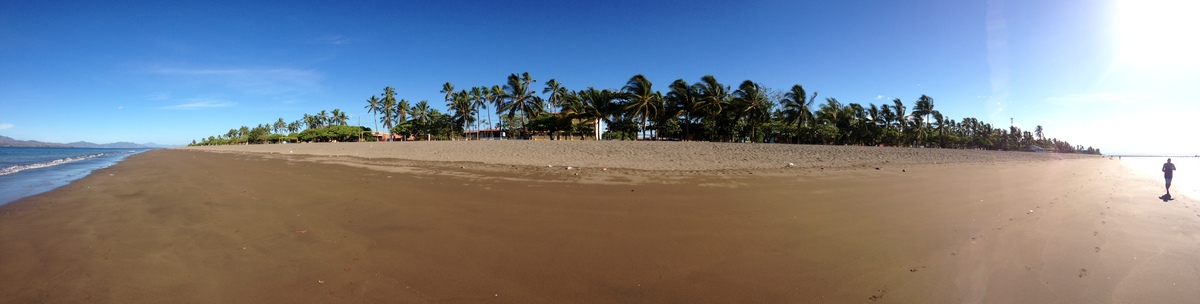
1119, 156, 1200, 200
0, 147, 149, 206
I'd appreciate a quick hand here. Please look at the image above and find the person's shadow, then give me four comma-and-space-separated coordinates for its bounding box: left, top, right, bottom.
1159, 194, 1175, 202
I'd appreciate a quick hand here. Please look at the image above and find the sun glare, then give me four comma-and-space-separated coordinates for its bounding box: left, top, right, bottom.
1114, 0, 1200, 71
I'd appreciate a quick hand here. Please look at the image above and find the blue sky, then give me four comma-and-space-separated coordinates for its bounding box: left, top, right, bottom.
1, 0, 1197, 154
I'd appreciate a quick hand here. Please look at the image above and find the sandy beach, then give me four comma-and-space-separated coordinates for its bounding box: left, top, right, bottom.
2, 141, 1198, 303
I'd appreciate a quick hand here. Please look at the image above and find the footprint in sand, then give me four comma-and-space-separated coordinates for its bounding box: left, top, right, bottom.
1079, 268, 1088, 278
1093, 231, 1099, 236
1094, 247, 1101, 253
868, 289, 886, 301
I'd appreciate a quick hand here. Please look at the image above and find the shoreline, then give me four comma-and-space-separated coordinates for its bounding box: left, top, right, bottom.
0, 147, 150, 206
2, 145, 1196, 303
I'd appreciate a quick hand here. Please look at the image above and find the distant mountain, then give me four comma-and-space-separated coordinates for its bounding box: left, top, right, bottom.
0, 135, 166, 148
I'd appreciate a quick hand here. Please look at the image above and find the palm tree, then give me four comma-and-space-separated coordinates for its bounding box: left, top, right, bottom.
331, 109, 348, 126
665, 79, 698, 140
891, 98, 906, 146
412, 100, 431, 140
364, 95, 381, 131
302, 114, 314, 129
273, 118, 286, 135
557, 89, 588, 139
317, 110, 329, 128
379, 87, 399, 140
692, 75, 729, 125
543, 79, 567, 114
577, 87, 620, 140
816, 97, 844, 144
499, 72, 540, 137
413, 101, 431, 124
912, 95, 935, 145
439, 83, 455, 137
489, 85, 504, 136
396, 99, 410, 124
441, 82, 455, 108
621, 74, 660, 140
543, 80, 570, 139
931, 110, 945, 147
1035, 125, 1044, 141
379, 99, 397, 141
782, 85, 816, 136
732, 80, 770, 142
238, 126, 250, 142
447, 90, 475, 139
469, 87, 486, 138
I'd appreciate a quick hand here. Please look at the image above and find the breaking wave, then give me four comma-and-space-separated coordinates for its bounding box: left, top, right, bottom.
0, 153, 107, 176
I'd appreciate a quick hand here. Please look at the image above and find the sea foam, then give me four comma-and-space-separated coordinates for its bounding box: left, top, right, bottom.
0, 153, 106, 176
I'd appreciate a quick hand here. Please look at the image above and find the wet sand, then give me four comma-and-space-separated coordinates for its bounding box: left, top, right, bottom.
1, 144, 1198, 303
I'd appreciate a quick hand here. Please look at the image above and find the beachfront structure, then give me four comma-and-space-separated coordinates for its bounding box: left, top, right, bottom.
463, 128, 505, 140
372, 132, 407, 142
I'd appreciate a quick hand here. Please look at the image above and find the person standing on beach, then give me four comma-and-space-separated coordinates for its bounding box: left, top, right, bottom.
1163, 158, 1176, 195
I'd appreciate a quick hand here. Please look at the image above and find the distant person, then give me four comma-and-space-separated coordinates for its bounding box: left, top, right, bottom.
1163, 158, 1177, 196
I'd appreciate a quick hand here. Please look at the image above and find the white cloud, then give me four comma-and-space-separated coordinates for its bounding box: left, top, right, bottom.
875, 95, 885, 100
0, 123, 12, 130
160, 98, 235, 110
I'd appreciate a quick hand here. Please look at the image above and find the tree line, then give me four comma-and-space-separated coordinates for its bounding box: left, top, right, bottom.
189, 72, 1100, 155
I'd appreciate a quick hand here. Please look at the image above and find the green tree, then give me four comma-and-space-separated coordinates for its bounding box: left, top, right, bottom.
664, 79, 698, 140
891, 98, 907, 146
577, 87, 620, 140
499, 72, 541, 137
470, 87, 487, 138
543, 79, 567, 115
364, 95, 381, 132
411, 100, 431, 140
379, 98, 397, 141
317, 110, 329, 128
912, 94, 935, 145
782, 84, 816, 143
447, 90, 475, 139
273, 118, 287, 135
621, 74, 661, 140
732, 80, 770, 142
331, 109, 348, 126
692, 75, 729, 140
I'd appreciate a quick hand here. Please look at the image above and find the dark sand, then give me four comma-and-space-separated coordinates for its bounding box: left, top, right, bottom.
1, 147, 1198, 303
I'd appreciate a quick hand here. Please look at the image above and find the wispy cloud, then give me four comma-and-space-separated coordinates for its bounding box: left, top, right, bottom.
1044, 93, 1144, 105
875, 95, 886, 100
0, 123, 13, 130
160, 98, 235, 110
310, 35, 351, 45
149, 67, 322, 96
146, 92, 170, 100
